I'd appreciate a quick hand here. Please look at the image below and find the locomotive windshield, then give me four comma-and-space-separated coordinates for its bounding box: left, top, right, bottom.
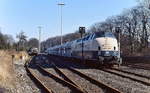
95, 32, 115, 38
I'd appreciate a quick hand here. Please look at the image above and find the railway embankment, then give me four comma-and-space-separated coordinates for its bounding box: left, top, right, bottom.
0, 51, 40, 93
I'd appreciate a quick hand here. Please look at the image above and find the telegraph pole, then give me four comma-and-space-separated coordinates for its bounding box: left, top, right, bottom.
38, 26, 42, 53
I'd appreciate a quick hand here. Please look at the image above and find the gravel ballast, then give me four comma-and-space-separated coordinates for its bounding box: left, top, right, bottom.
118, 66, 150, 78
60, 68, 104, 93
30, 68, 74, 93
75, 68, 150, 93
27, 55, 150, 93
12, 60, 40, 93
48, 55, 150, 93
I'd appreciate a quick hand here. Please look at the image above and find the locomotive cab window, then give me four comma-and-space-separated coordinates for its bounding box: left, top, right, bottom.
95, 32, 105, 38
94, 32, 115, 38
105, 32, 115, 38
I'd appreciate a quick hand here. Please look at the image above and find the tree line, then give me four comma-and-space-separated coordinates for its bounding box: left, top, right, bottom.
89, 0, 150, 55
0, 31, 39, 51
1, 0, 149, 55
41, 0, 150, 56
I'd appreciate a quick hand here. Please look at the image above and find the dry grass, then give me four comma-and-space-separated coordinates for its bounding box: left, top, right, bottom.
0, 50, 14, 88
13, 51, 29, 61
0, 50, 28, 88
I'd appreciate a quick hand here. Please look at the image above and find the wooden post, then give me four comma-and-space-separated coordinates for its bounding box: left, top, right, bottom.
12, 55, 15, 70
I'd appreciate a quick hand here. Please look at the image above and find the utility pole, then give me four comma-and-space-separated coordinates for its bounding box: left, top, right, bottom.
58, 2, 65, 55
38, 26, 42, 53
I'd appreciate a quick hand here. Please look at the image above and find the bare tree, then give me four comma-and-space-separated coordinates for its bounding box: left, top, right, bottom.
16, 31, 27, 51
27, 38, 39, 49
42, 0, 150, 56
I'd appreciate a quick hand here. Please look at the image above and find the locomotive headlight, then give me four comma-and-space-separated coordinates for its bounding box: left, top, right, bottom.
104, 51, 110, 56
105, 51, 109, 54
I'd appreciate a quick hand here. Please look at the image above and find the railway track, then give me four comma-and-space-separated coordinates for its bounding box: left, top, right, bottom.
37, 65, 87, 93
52, 65, 88, 92
26, 65, 86, 93
111, 68, 150, 80
50, 64, 122, 93
25, 65, 54, 93
68, 67, 122, 93
36, 61, 122, 93
26, 55, 150, 93
125, 63, 150, 70
48, 57, 122, 93
101, 68, 150, 86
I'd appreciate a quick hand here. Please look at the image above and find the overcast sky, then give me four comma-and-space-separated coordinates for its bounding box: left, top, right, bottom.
0, 0, 137, 41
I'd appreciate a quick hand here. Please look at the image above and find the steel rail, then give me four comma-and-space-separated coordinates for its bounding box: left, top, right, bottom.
25, 65, 54, 93
37, 65, 86, 93
67, 67, 122, 93
111, 68, 150, 79
52, 65, 88, 93
125, 63, 150, 70
101, 69, 150, 86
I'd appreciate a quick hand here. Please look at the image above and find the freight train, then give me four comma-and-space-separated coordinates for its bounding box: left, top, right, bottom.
46, 31, 122, 66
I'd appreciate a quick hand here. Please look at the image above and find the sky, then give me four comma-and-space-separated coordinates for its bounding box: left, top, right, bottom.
0, 0, 138, 41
